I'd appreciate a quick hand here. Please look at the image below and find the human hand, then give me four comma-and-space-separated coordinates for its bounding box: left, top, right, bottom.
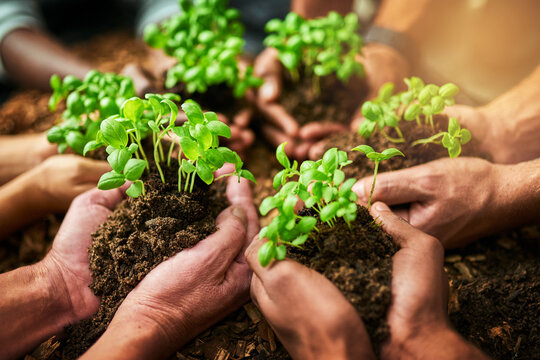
353, 157, 504, 249
244, 240, 375, 360
370, 202, 489, 359
121, 62, 155, 97
26, 154, 110, 214
85, 173, 259, 359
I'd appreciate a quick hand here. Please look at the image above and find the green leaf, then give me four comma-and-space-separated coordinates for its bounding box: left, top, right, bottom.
207, 120, 231, 138
276, 245, 287, 261
126, 181, 143, 198
65, 131, 86, 154
258, 241, 277, 267
439, 83, 459, 98
217, 147, 237, 163
239, 169, 257, 184
333, 169, 345, 185
361, 102, 382, 121
404, 104, 421, 121
418, 88, 432, 105
181, 100, 205, 124
97, 171, 126, 190
100, 97, 120, 119
377, 82, 395, 101
46, 126, 64, 143
273, 169, 285, 190
50, 74, 62, 91
206, 148, 225, 168
181, 159, 196, 173
297, 216, 317, 233
279, 51, 299, 71
192, 124, 213, 150
431, 96, 445, 114
460, 129, 472, 144
107, 148, 131, 173
66, 93, 84, 116
339, 178, 356, 196
196, 159, 214, 184
322, 148, 338, 174
123, 159, 147, 181
101, 118, 128, 148
380, 148, 405, 160
448, 117, 460, 137
83, 140, 101, 156
358, 120, 376, 138
283, 195, 297, 217
122, 97, 144, 121
260, 197, 279, 216
292, 234, 308, 246
179, 137, 199, 161
320, 202, 341, 222
276, 142, 291, 169
352, 144, 374, 154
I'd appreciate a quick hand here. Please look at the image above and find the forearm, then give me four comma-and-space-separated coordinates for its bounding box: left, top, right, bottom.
0, 28, 92, 90
373, 0, 431, 34
291, 0, 353, 18
0, 170, 45, 239
0, 260, 73, 360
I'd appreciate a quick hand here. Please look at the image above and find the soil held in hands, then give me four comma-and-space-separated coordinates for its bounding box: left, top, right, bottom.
62, 165, 228, 359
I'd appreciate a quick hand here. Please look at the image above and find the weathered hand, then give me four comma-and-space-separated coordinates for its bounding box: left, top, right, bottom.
43, 187, 126, 322
353, 157, 503, 248
244, 239, 375, 360
29, 154, 111, 213
92, 174, 259, 359
370, 202, 488, 359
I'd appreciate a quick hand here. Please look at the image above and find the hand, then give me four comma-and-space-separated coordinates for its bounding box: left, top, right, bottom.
244, 239, 375, 360
43, 187, 126, 323
28, 154, 110, 213
121, 63, 155, 97
84, 173, 259, 359
353, 157, 504, 248
370, 202, 489, 359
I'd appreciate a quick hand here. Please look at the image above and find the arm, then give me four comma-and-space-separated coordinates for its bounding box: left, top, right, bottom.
447, 65, 540, 163
291, 0, 353, 18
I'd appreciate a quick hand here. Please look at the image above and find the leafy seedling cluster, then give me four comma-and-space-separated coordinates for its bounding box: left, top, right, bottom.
47, 71, 136, 154
351, 146, 404, 209
258, 143, 359, 267
264, 11, 364, 94
144, 0, 262, 97
413, 117, 471, 158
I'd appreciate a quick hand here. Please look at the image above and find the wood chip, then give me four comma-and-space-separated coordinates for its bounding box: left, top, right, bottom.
497, 237, 516, 250
454, 262, 473, 280
445, 254, 462, 263
243, 303, 262, 324
235, 340, 246, 357
213, 348, 230, 360
465, 254, 486, 262
244, 342, 256, 357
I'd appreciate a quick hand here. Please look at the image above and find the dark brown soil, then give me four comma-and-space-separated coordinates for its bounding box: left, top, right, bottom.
61, 164, 228, 359
446, 226, 540, 360
280, 71, 366, 126
291, 207, 396, 350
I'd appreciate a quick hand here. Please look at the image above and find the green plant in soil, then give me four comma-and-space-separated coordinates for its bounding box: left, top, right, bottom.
264, 11, 364, 95
81, 93, 255, 198
358, 77, 461, 144
47, 70, 136, 154
412, 117, 472, 158
351, 145, 404, 210
258, 143, 359, 266
144, 0, 262, 97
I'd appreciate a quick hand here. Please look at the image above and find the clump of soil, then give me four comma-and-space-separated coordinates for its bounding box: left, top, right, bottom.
291, 207, 396, 350
61, 164, 228, 359
446, 226, 540, 360
280, 71, 366, 126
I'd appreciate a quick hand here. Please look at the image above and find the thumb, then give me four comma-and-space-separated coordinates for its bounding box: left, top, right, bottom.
259, 76, 281, 103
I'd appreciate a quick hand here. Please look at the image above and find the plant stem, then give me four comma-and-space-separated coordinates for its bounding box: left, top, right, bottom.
394, 126, 405, 141
367, 161, 379, 210
312, 75, 321, 96
132, 134, 149, 170
167, 141, 175, 167
189, 170, 196, 193
381, 129, 405, 143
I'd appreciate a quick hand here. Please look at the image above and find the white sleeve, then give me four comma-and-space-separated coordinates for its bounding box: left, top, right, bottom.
0, 0, 44, 78
135, 0, 180, 37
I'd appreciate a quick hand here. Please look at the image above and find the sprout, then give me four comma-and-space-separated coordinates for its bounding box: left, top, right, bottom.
412, 117, 472, 158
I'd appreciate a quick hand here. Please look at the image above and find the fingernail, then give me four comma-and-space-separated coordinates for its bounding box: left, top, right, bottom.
232, 206, 247, 222
373, 202, 389, 211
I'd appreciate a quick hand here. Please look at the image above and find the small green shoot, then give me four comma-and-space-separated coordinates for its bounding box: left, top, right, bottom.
412, 117, 471, 158
351, 145, 404, 209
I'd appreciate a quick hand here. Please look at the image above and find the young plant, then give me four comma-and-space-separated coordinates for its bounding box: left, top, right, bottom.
264, 11, 364, 94
47, 71, 136, 154
258, 144, 358, 266
351, 145, 404, 210
144, 0, 262, 97
412, 117, 471, 158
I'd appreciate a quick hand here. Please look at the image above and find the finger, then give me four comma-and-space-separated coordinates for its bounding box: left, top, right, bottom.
233, 108, 253, 128
79, 159, 111, 182
254, 48, 282, 103
258, 103, 299, 136
307, 140, 328, 160
298, 122, 347, 141
294, 141, 313, 161
226, 176, 259, 251
392, 207, 410, 222
214, 163, 235, 179
352, 168, 429, 206
259, 76, 281, 103
261, 125, 295, 157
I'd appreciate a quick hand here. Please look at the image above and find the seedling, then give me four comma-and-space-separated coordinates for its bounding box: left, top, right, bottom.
412, 117, 471, 158
358, 77, 459, 143
258, 144, 358, 266
47, 71, 136, 154
83, 94, 255, 198
351, 145, 404, 209
264, 11, 364, 94
144, 0, 262, 97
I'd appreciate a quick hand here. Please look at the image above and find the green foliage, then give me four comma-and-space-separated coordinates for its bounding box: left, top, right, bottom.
264, 11, 364, 92
46, 71, 136, 154
412, 117, 471, 158
358, 77, 465, 151
258, 144, 358, 267
351, 145, 404, 209
144, 0, 262, 97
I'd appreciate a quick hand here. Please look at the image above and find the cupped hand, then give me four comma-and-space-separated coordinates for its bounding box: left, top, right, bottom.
106, 173, 259, 357
244, 239, 375, 360
42, 187, 126, 323
353, 157, 504, 248
30, 154, 111, 213
370, 202, 488, 359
